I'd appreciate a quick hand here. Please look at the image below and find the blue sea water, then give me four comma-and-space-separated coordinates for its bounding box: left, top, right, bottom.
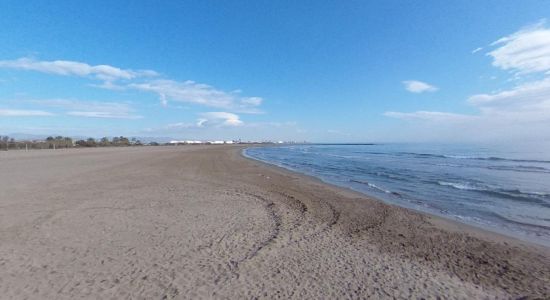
244, 144, 550, 246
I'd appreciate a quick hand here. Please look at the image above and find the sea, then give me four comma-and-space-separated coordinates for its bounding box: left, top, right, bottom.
244, 144, 550, 246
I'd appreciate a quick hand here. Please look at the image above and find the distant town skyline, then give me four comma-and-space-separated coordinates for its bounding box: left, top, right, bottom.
1, 1, 550, 144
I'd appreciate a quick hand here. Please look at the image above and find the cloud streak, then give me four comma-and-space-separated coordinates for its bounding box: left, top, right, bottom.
0, 109, 53, 117
0, 58, 158, 82
384, 111, 472, 122
386, 77, 550, 129
0, 57, 265, 113
488, 20, 550, 75
472, 47, 483, 54
468, 78, 550, 121
402, 80, 438, 93
127, 79, 262, 111
387, 21, 550, 142
29, 99, 142, 119
66, 111, 142, 119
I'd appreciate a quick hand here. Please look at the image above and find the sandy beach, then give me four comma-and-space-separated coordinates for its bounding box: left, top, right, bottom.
0, 145, 548, 299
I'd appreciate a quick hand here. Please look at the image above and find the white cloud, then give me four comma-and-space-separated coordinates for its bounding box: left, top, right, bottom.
164, 122, 195, 129
128, 79, 234, 108
468, 78, 550, 121
402, 80, 438, 93
163, 112, 244, 131
198, 112, 243, 127
29, 99, 142, 119
0, 109, 53, 117
0, 58, 158, 81
477, 21, 550, 123
488, 20, 550, 75
0, 57, 264, 113
66, 111, 142, 119
472, 47, 483, 54
384, 21, 550, 142
384, 111, 472, 122
386, 75, 550, 142
144, 118, 303, 141
240, 97, 262, 106
128, 79, 263, 112
386, 78, 550, 126
159, 94, 168, 107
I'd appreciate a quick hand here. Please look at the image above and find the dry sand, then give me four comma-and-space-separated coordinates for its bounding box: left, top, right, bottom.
0, 145, 548, 299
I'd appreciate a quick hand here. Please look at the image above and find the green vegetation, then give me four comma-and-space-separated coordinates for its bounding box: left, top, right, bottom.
0, 135, 149, 150
74, 136, 142, 147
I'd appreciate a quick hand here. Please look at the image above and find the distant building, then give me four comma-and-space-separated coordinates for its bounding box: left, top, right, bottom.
168, 140, 237, 145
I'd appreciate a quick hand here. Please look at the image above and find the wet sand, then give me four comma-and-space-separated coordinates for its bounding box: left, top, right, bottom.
0, 145, 548, 299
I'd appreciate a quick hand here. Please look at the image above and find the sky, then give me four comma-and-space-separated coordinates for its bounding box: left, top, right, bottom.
1, 1, 550, 143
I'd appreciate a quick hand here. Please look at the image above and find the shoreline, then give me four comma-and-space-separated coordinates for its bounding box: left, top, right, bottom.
1, 145, 548, 298
241, 146, 550, 250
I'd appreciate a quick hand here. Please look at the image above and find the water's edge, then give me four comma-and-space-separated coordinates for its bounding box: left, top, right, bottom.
242, 147, 550, 248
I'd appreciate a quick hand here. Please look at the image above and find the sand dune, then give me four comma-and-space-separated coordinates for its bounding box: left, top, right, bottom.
0, 146, 548, 299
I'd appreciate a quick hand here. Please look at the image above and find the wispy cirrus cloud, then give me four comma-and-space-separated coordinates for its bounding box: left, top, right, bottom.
402, 80, 438, 93
0, 109, 53, 117
0, 57, 265, 113
127, 79, 263, 112
386, 21, 550, 142
0, 57, 158, 82
28, 98, 142, 119
386, 77, 550, 126
468, 77, 550, 121
488, 20, 550, 75
462, 21, 550, 122
66, 111, 142, 119
384, 111, 473, 122
472, 47, 483, 54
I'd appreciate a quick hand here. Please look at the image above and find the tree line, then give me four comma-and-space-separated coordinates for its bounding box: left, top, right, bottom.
0, 135, 154, 150
0, 135, 73, 150
74, 136, 144, 147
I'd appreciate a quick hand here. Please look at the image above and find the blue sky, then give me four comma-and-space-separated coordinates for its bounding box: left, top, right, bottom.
1, 1, 550, 143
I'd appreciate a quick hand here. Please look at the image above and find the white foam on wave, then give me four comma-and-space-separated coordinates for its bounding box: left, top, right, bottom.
350, 179, 395, 194
437, 181, 483, 191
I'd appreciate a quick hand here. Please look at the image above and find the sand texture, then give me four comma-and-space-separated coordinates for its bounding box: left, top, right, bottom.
0, 146, 549, 299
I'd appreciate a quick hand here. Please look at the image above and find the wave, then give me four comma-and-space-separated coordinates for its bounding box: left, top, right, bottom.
390, 151, 550, 164
291, 147, 550, 164
247, 146, 550, 245
437, 181, 549, 197
438, 181, 482, 191
488, 212, 550, 231
435, 163, 463, 167
350, 179, 402, 197
486, 165, 550, 173
374, 171, 409, 181
437, 181, 550, 207
433, 162, 550, 174
325, 153, 367, 160
440, 154, 544, 163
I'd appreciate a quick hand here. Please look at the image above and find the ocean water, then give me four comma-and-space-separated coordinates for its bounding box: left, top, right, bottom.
244, 144, 550, 246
